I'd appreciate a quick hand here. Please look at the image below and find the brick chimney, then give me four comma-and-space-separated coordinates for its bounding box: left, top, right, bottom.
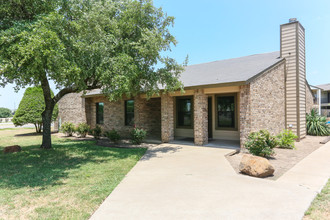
280, 18, 306, 139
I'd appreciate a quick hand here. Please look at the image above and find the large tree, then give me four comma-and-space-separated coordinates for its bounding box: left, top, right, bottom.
13, 87, 58, 133
0, 0, 184, 149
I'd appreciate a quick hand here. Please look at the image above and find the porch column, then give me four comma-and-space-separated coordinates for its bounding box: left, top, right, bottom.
161, 94, 174, 143
194, 89, 208, 145
239, 85, 251, 149
134, 95, 145, 129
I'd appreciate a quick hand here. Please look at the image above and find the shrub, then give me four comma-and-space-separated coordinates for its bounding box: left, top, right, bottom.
244, 130, 277, 157
61, 122, 75, 136
306, 109, 330, 136
0, 107, 12, 118
130, 127, 147, 145
91, 125, 102, 139
105, 129, 121, 143
76, 122, 90, 138
277, 129, 297, 149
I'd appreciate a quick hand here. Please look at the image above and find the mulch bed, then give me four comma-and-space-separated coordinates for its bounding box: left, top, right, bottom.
226, 135, 328, 180
95, 139, 156, 149
54, 132, 156, 149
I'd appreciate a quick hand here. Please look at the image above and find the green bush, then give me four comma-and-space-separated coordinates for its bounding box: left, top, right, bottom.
91, 125, 102, 139
105, 129, 121, 143
130, 127, 147, 145
244, 130, 277, 157
0, 107, 12, 118
306, 109, 330, 136
76, 122, 90, 138
277, 129, 297, 149
61, 122, 75, 136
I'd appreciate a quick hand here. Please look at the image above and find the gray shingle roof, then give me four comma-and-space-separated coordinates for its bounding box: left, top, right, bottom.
86, 51, 283, 96
178, 51, 282, 88
316, 83, 330, 91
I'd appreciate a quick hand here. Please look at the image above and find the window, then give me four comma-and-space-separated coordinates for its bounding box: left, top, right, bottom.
216, 95, 236, 129
125, 100, 134, 126
96, 102, 104, 124
177, 97, 193, 127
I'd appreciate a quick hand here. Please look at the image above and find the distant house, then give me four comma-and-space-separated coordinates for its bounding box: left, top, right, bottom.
55, 19, 314, 147
311, 84, 330, 118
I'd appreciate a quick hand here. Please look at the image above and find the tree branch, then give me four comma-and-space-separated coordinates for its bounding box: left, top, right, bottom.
53, 85, 101, 104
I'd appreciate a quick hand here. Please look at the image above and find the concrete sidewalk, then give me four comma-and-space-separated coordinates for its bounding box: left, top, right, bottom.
90, 142, 330, 220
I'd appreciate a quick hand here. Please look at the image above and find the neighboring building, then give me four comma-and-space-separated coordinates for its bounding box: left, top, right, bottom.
310, 85, 322, 115
56, 19, 314, 147
312, 83, 330, 118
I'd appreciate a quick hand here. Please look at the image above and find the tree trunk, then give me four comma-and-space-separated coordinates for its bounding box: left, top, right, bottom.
34, 123, 42, 133
38, 73, 99, 149
40, 106, 54, 149
40, 75, 55, 149
38, 123, 42, 133
34, 123, 38, 133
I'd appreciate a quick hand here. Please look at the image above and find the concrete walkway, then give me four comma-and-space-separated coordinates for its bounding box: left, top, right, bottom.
90, 142, 330, 220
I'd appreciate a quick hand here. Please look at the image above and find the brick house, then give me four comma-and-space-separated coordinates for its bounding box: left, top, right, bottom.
55, 19, 314, 147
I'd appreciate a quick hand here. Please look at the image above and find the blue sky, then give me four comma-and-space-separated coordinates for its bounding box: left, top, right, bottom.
1, 0, 329, 110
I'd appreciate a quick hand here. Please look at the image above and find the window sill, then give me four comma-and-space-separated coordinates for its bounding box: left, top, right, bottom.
215, 127, 238, 131
176, 126, 193, 129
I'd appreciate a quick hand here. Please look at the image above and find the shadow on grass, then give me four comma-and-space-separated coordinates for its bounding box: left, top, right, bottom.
0, 139, 146, 189
14, 131, 58, 137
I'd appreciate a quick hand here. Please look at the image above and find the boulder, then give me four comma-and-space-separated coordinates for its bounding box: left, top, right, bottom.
239, 154, 274, 177
3, 145, 22, 154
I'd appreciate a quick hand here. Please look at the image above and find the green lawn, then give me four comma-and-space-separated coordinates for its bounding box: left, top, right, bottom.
304, 179, 330, 219
0, 129, 146, 219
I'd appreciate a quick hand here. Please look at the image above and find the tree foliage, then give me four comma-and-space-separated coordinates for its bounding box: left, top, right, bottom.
13, 87, 58, 133
0, 0, 60, 31
0, 107, 12, 118
0, 0, 184, 149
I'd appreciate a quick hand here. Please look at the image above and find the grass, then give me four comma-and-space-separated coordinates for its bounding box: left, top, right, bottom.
304, 179, 330, 219
0, 129, 147, 219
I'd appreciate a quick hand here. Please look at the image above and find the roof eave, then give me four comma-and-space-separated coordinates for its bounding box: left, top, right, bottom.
83, 92, 104, 98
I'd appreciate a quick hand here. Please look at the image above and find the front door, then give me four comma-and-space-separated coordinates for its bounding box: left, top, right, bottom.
208, 97, 213, 139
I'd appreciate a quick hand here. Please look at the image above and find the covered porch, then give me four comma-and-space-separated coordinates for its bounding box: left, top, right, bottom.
156, 85, 246, 148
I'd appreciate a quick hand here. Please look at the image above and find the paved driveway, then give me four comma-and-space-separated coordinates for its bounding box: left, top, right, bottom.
91, 143, 330, 220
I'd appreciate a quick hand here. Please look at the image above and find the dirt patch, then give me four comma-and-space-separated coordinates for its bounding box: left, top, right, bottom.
226, 136, 328, 180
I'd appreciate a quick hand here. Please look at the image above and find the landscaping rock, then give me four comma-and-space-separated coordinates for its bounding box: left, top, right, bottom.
3, 145, 22, 154
239, 154, 274, 177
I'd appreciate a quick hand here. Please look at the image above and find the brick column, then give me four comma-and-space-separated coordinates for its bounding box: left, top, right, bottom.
134, 95, 145, 129
194, 89, 208, 145
161, 94, 174, 143
239, 85, 251, 149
